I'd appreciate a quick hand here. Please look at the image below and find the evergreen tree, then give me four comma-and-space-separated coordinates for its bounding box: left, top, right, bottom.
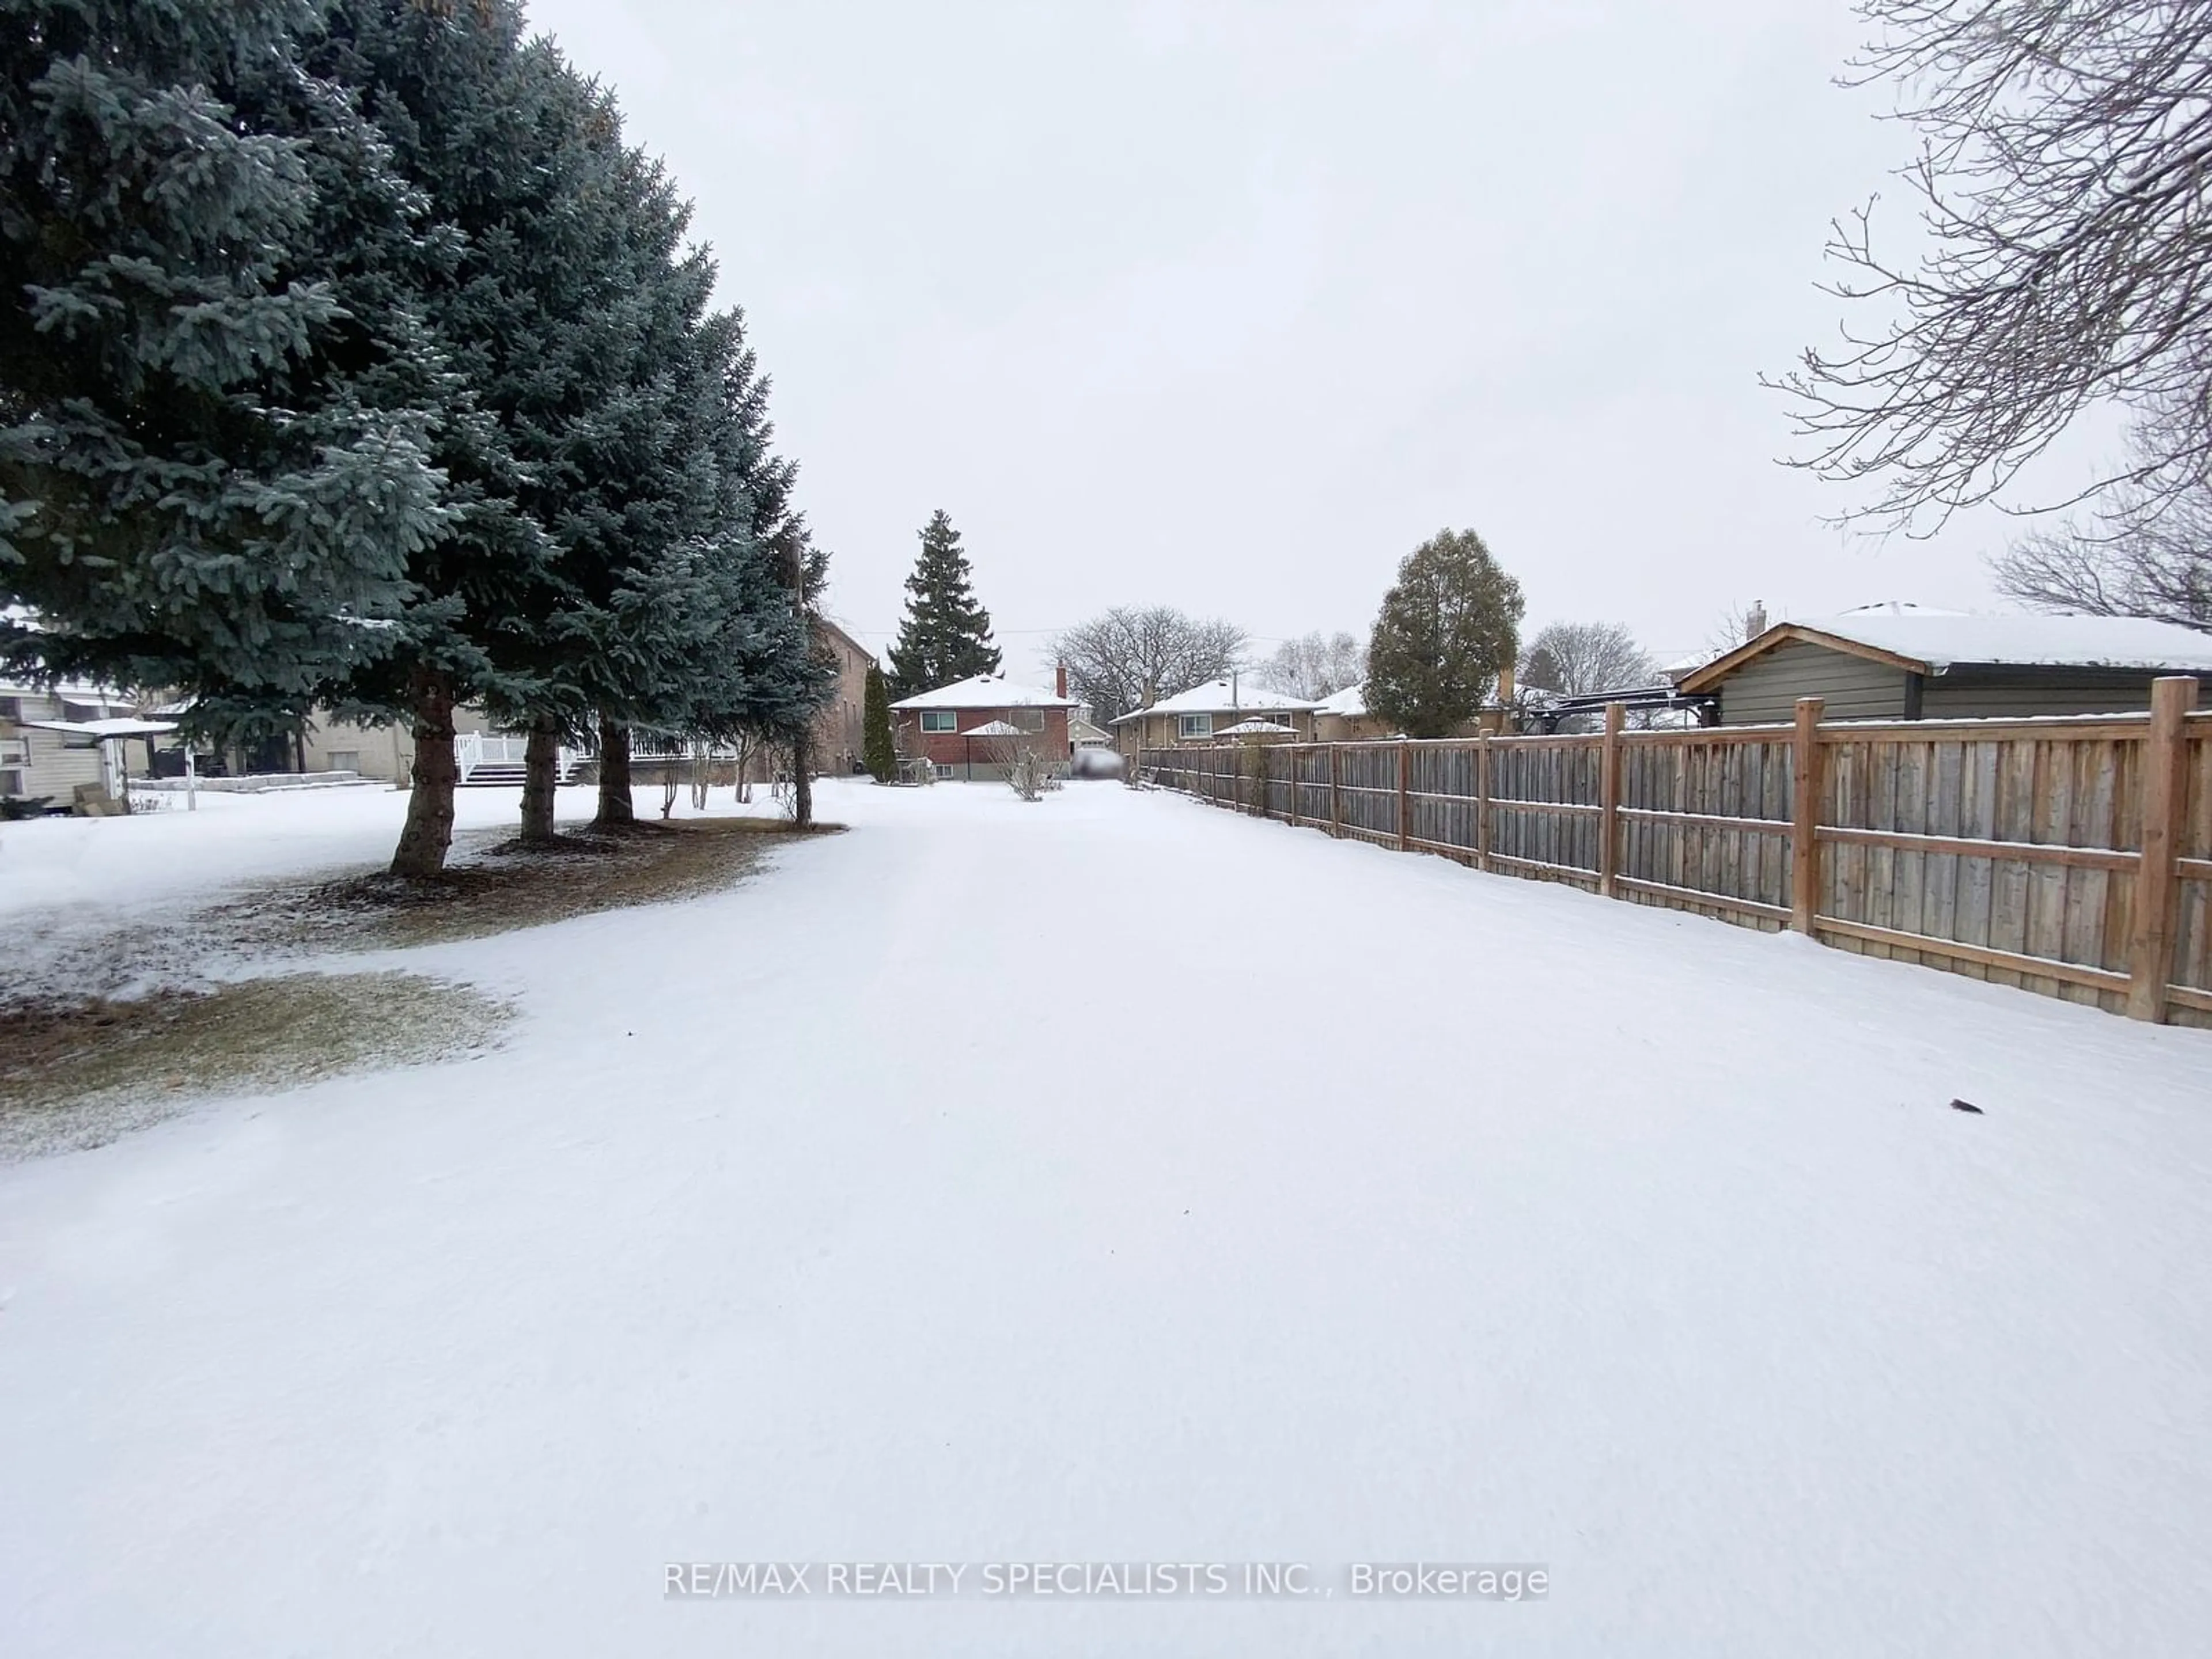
1364, 528, 1525, 739
862, 664, 896, 781
885, 509, 998, 696
615, 300, 828, 831
1, 0, 452, 703
299, 3, 619, 870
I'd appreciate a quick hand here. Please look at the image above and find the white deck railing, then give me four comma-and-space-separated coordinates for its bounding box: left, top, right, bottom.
454, 731, 581, 784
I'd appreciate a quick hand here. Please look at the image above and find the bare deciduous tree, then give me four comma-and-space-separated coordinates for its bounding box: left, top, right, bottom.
1255, 630, 1366, 699
1700, 601, 1772, 660
1993, 473, 2212, 627
688, 738, 713, 810
728, 729, 756, 804
983, 733, 1054, 801
1771, 1, 2212, 532
1517, 621, 1658, 695
1050, 607, 1247, 724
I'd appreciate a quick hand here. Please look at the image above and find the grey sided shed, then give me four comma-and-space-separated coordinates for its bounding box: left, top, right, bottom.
1677, 606, 2212, 726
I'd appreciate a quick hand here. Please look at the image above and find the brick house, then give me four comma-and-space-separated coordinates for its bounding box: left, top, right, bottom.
891, 671, 1077, 781
800, 617, 879, 778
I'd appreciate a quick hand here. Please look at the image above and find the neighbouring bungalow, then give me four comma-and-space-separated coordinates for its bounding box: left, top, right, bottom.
1677, 603, 2212, 725
1307, 677, 1533, 743
891, 671, 1077, 781
1311, 683, 1393, 743
1111, 680, 1320, 759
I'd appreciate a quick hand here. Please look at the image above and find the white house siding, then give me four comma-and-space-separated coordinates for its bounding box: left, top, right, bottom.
0, 693, 108, 800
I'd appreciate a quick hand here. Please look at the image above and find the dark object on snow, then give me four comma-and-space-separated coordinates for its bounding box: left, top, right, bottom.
1949, 1098, 1983, 1115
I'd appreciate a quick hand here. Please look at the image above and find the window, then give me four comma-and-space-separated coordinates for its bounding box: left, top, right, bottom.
1177, 713, 1213, 740
327, 751, 360, 773
1012, 708, 1044, 733
933, 763, 955, 780
921, 710, 957, 733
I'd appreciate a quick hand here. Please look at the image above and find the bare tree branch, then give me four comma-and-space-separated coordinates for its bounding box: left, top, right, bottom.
1771, 1, 2212, 532
1050, 607, 1247, 723
1518, 621, 1658, 695
1253, 630, 1367, 699
1991, 463, 2212, 624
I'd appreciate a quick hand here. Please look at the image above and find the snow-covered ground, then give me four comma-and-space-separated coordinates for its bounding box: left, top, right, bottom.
5, 778, 2212, 1656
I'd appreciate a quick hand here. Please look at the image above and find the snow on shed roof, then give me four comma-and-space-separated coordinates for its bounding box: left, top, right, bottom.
889, 673, 1076, 710
1109, 680, 1319, 724
1313, 683, 1366, 717
1216, 718, 1297, 735
1679, 603, 2212, 691
19, 716, 179, 740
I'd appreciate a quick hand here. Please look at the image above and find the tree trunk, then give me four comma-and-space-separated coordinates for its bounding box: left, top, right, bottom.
520, 715, 560, 846
791, 728, 813, 828
391, 669, 458, 878
596, 714, 634, 827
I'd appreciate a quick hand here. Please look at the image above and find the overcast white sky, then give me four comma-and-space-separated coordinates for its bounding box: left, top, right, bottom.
525, 0, 2110, 675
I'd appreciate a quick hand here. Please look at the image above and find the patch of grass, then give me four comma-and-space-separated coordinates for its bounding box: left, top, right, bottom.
0, 815, 836, 1160
0, 972, 514, 1162
225, 816, 839, 953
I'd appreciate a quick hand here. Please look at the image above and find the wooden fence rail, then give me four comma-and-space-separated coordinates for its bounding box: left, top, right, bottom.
1138, 679, 2212, 1028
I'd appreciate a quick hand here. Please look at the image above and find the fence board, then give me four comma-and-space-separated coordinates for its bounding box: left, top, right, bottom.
1138, 695, 2210, 1027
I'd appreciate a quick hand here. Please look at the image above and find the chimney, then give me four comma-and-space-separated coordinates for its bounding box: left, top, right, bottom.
1745, 600, 1767, 642
1055, 660, 1068, 699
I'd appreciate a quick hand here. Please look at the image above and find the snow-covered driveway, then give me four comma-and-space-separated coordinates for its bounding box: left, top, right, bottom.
5, 779, 2212, 1656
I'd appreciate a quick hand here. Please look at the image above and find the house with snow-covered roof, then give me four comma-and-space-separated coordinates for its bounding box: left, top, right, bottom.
1310, 681, 1397, 743
1676, 603, 2212, 725
891, 670, 1078, 781
1110, 680, 1320, 757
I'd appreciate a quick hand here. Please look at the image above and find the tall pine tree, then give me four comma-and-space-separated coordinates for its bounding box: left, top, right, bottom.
300, 3, 615, 873
1, 0, 452, 704
885, 509, 998, 697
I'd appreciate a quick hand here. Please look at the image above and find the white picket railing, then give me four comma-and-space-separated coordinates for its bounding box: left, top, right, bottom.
453, 730, 581, 783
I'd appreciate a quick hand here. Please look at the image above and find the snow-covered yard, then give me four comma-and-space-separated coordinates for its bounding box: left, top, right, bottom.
5, 778, 2211, 1656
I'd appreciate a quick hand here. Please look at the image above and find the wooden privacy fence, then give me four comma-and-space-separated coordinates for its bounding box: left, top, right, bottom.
1138, 679, 2212, 1028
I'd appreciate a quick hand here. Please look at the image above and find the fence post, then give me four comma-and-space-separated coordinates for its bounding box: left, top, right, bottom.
1397, 741, 1411, 851
1329, 745, 1342, 837
2127, 675, 2199, 1022
1476, 729, 1492, 872
1599, 702, 1624, 898
1790, 697, 1826, 934
1287, 747, 1300, 828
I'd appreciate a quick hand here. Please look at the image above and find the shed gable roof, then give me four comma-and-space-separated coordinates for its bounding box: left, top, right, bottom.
1677, 607, 2212, 693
